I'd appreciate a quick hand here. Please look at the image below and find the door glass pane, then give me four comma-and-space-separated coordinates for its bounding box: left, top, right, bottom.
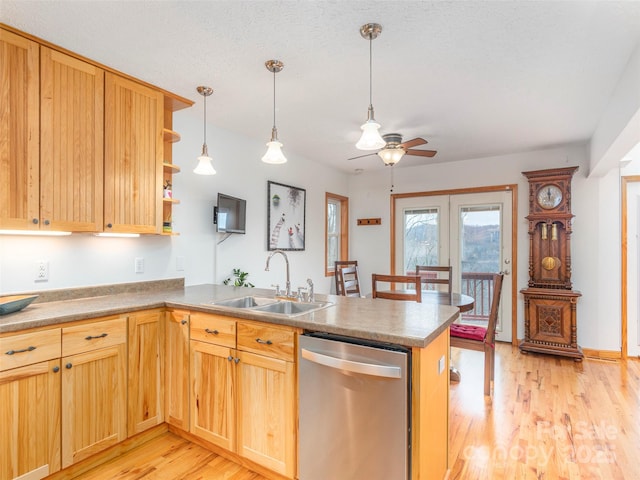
327, 201, 339, 268
403, 207, 439, 274
460, 205, 501, 322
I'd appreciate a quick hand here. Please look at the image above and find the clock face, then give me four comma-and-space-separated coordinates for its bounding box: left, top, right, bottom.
537, 184, 563, 209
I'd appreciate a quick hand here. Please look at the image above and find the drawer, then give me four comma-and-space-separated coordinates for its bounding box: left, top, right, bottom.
237, 322, 295, 361
62, 317, 126, 357
0, 328, 61, 371
190, 312, 236, 348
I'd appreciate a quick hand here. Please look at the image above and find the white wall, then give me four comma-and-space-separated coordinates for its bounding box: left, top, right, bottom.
347, 143, 626, 351
0, 107, 349, 296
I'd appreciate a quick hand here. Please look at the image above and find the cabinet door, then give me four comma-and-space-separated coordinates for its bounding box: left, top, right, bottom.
190, 340, 236, 451
0, 360, 61, 480
128, 310, 165, 436
0, 28, 40, 230
165, 310, 190, 430
40, 47, 104, 232
61, 344, 126, 467
104, 73, 163, 234
236, 350, 296, 478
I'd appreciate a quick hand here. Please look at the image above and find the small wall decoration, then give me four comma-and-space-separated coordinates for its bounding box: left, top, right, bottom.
267, 181, 306, 251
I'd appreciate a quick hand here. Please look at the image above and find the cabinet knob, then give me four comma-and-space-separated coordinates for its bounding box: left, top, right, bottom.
43, 219, 50, 225
181, 319, 188, 325
234, 357, 240, 364
107, 223, 113, 229
32, 218, 39, 225
53, 366, 60, 373
65, 363, 73, 369
227, 355, 233, 362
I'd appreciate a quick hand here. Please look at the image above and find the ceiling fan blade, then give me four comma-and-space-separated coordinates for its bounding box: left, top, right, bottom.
348, 152, 377, 161
398, 137, 427, 149
405, 149, 437, 157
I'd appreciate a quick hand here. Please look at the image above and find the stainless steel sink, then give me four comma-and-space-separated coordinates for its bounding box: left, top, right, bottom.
252, 300, 332, 316
212, 296, 278, 308
210, 296, 333, 317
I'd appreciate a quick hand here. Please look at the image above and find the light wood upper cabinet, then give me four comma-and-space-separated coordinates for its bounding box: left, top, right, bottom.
128, 309, 165, 436
40, 47, 104, 232
104, 73, 164, 234
165, 309, 190, 430
61, 318, 127, 468
0, 28, 40, 230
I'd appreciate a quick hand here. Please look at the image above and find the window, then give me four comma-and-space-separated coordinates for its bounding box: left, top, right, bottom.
326, 192, 349, 276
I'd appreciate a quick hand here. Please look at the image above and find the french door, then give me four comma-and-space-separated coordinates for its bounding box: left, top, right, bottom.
393, 190, 514, 343
624, 178, 640, 357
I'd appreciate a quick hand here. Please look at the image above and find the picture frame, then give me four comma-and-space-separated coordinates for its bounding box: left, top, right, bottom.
267, 181, 306, 251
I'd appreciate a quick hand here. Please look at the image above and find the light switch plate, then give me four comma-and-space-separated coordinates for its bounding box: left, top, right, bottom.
438, 355, 446, 375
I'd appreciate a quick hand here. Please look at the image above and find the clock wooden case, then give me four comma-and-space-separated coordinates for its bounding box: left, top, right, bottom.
520, 166, 583, 360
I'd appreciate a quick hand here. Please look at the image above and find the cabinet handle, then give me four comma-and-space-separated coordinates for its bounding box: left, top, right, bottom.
5, 346, 36, 355
181, 319, 188, 325
53, 366, 60, 373
256, 338, 273, 345
205, 329, 219, 335
65, 363, 73, 369
234, 358, 240, 364
85, 333, 108, 340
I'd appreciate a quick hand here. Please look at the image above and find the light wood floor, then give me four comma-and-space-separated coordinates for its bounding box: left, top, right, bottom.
72, 344, 640, 480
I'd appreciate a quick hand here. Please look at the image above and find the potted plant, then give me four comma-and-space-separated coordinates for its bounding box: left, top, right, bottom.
223, 268, 255, 287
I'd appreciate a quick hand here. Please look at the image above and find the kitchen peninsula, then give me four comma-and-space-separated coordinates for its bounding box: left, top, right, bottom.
0, 282, 458, 480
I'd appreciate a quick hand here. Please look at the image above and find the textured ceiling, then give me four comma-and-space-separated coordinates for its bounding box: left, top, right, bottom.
2, 0, 640, 173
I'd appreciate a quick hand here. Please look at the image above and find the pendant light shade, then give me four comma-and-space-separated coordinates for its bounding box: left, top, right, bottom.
194, 86, 216, 175
262, 60, 287, 164
356, 23, 386, 151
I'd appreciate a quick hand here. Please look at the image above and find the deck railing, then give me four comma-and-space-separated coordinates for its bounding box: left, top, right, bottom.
460, 271, 495, 321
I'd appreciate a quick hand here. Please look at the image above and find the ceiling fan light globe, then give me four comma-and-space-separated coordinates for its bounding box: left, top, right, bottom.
262, 140, 287, 164
194, 155, 216, 175
378, 148, 405, 165
356, 120, 386, 150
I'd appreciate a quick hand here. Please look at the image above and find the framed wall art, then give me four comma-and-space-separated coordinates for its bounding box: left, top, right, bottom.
267, 181, 306, 251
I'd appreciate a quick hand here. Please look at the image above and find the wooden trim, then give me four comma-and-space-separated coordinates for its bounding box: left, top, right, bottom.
620, 176, 640, 359
582, 348, 622, 361
0, 23, 193, 112
390, 184, 519, 345
325, 192, 349, 277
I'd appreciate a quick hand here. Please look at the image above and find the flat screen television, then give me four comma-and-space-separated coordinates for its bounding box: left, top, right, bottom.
214, 193, 247, 234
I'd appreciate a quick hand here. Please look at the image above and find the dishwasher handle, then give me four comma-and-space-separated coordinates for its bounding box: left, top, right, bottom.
301, 348, 401, 379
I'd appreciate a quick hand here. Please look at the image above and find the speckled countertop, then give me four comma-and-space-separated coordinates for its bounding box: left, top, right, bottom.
0, 283, 459, 348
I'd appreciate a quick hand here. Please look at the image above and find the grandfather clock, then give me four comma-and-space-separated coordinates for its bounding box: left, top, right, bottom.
520, 166, 583, 360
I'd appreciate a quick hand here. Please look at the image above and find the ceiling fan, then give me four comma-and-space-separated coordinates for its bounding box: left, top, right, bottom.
348, 133, 437, 166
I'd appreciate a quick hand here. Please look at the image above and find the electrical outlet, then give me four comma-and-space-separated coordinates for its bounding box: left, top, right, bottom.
35, 261, 49, 282
176, 256, 185, 272
134, 257, 144, 274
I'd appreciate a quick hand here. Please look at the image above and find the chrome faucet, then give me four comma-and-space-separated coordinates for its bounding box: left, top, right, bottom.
307, 278, 314, 302
265, 250, 291, 298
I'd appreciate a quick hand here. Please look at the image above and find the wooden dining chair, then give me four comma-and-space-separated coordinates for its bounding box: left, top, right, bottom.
334, 260, 358, 295
416, 265, 452, 295
335, 265, 362, 297
449, 273, 504, 396
371, 274, 422, 302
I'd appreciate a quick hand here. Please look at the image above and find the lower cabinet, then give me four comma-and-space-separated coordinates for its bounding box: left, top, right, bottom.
61, 317, 127, 468
189, 313, 298, 479
0, 359, 62, 480
165, 309, 190, 430
128, 309, 165, 436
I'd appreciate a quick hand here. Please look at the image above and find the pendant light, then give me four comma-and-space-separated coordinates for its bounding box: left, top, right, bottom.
193, 86, 216, 175
355, 23, 386, 151
262, 59, 287, 164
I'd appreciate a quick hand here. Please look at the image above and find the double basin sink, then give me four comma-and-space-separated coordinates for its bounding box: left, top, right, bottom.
210, 295, 333, 317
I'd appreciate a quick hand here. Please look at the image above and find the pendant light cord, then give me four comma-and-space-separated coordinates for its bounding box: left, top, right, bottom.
272, 69, 277, 129
369, 33, 373, 108
203, 94, 207, 146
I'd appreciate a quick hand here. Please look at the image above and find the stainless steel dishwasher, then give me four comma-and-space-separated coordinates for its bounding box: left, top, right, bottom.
298, 333, 411, 480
